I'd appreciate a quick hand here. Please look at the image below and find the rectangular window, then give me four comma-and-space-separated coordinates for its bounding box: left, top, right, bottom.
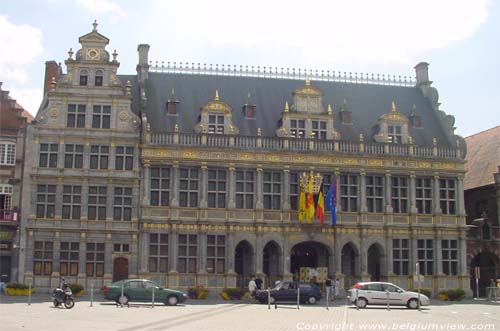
39, 143, 58, 168
439, 179, 456, 215
311, 120, 327, 140
263, 171, 281, 210
391, 176, 408, 213
115, 146, 134, 170
86, 242, 105, 277
417, 239, 434, 275
0, 143, 16, 165
34, 241, 53, 275
113, 187, 132, 221
149, 234, 168, 273
442, 239, 458, 275
113, 243, 129, 253
416, 177, 432, 214
88, 186, 107, 220
235, 170, 254, 209
388, 125, 403, 144
366, 175, 384, 213
67, 104, 86, 128
178, 234, 197, 273
393, 239, 409, 275
321, 174, 334, 197
92, 105, 111, 129
64, 144, 84, 168
289, 172, 299, 210
290, 119, 306, 138
150, 167, 170, 206
208, 114, 224, 134
340, 174, 358, 212
36, 184, 56, 218
207, 235, 225, 274
208, 169, 226, 208
179, 168, 199, 207
62, 185, 81, 220
90, 145, 109, 169
60, 242, 79, 276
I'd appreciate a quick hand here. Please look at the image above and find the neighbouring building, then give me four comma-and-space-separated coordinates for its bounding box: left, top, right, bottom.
0, 82, 32, 283
20, 23, 470, 297
464, 126, 500, 297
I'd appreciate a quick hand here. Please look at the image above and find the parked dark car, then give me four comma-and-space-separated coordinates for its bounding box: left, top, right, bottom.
102, 279, 187, 306
255, 281, 321, 304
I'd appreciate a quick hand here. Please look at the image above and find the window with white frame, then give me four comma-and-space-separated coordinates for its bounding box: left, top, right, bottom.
208, 114, 224, 134
416, 177, 432, 214
388, 125, 403, 143
311, 120, 327, 140
0, 142, 16, 165
417, 239, 433, 275
391, 176, 408, 213
439, 179, 456, 215
236, 170, 254, 209
207, 169, 226, 208
366, 175, 384, 213
392, 239, 409, 275
290, 119, 305, 138
0, 184, 13, 210
340, 174, 358, 212
442, 239, 458, 275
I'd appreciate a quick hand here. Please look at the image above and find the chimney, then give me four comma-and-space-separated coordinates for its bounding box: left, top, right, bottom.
44, 61, 59, 94
414, 62, 430, 86
137, 44, 150, 66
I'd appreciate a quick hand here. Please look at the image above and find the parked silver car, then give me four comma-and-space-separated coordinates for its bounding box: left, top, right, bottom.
347, 282, 430, 309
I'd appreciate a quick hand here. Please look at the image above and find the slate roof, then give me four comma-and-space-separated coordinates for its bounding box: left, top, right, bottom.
127, 72, 455, 148
464, 126, 500, 190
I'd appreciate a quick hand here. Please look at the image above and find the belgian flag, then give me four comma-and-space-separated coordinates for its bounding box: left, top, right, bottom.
315, 186, 325, 224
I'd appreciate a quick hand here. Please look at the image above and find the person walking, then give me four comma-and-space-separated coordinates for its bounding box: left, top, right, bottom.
248, 277, 257, 299
255, 277, 263, 290
334, 278, 340, 298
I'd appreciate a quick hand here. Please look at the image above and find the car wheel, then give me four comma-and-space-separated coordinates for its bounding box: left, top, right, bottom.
166, 295, 179, 306
407, 298, 419, 309
269, 296, 276, 304
308, 296, 317, 304
117, 294, 129, 305
356, 297, 368, 308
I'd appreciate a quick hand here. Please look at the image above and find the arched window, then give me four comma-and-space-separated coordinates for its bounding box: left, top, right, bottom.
79, 69, 88, 86
95, 70, 103, 86
0, 142, 16, 165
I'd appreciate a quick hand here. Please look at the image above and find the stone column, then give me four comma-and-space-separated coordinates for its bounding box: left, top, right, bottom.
385, 229, 394, 277
81, 179, 89, 220
282, 237, 292, 282
226, 231, 237, 287
106, 180, 113, 222
385, 172, 393, 213
360, 229, 370, 281
54, 178, 63, 220
334, 169, 341, 212
132, 181, 140, 222
255, 166, 263, 210
50, 232, 61, 288
168, 230, 178, 287
360, 170, 367, 213
433, 175, 442, 214
129, 234, 138, 278
435, 233, 443, 275
282, 167, 290, 211
334, 232, 342, 274
227, 165, 236, 209
197, 232, 207, 273
77, 233, 87, 284
409, 173, 418, 214
109, 142, 116, 170
457, 176, 465, 216
142, 161, 151, 205
410, 229, 418, 275
171, 162, 179, 207
459, 231, 467, 275
57, 139, 64, 169
103, 234, 113, 284
23, 230, 35, 284
139, 231, 148, 274
199, 163, 208, 208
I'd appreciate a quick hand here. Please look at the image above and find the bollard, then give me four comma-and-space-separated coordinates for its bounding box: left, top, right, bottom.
296, 286, 300, 310
28, 283, 32, 306
267, 288, 270, 310
151, 286, 155, 309
120, 282, 124, 308
386, 290, 390, 311
356, 288, 359, 311
90, 281, 94, 307
326, 287, 329, 310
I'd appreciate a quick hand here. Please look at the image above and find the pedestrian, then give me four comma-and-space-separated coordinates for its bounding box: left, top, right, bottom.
325, 276, 333, 298
334, 278, 340, 298
255, 276, 263, 290
248, 277, 257, 298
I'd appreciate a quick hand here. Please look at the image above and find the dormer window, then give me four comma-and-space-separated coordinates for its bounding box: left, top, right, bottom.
79, 69, 88, 86
290, 119, 305, 138
312, 120, 327, 140
208, 114, 224, 134
95, 70, 103, 86
243, 104, 256, 118
388, 125, 403, 144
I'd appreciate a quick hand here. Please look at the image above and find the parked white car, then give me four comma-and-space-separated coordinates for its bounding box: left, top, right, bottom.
347, 282, 430, 309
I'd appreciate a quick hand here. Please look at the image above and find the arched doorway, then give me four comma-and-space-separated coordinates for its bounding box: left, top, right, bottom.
290, 241, 330, 283
263, 241, 281, 287
341, 243, 358, 287
367, 244, 382, 281
113, 257, 129, 282
470, 252, 500, 297
235, 240, 253, 288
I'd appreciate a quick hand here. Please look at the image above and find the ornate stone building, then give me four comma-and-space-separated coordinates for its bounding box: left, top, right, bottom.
20, 23, 470, 296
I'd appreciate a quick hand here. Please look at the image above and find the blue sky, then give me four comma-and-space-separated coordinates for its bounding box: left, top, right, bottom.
1, 0, 498, 137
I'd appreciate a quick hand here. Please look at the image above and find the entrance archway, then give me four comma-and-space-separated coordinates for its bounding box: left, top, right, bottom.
470, 252, 500, 297
290, 241, 330, 282
367, 244, 382, 281
341, 243, 358, 287
235, 240, 253, 288
263, 241, 281, 287
113, 257, 129, 282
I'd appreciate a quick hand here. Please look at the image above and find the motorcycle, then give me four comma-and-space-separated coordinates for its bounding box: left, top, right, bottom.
53, 278, 75, 309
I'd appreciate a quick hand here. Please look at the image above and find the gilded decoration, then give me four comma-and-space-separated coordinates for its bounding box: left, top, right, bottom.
50, 107, 59, 118
119, 111, 129, 121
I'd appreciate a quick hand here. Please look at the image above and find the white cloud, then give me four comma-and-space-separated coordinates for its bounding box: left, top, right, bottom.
0, 16, 43, 84
6, 87, 43, 117
74, 0, 126, 20
143, 0, 489, 66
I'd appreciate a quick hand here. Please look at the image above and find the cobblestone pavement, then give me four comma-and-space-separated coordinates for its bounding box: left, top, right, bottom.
0, 295, 499, 331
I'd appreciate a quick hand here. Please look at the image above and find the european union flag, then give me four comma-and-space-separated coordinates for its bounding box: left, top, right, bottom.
324, 181, 337, 226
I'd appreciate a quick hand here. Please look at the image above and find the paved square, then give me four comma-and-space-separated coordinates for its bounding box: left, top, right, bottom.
0, 295, 499, 331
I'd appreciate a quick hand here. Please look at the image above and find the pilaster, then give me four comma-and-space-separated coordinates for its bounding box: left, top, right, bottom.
227, 165, 236, 209
282, 167, 290, 211
199, 163, 208, 208
409, 173, 418, 214
255, 166, 263, 210
171, 162, 179, 207
385, 172, 393, 213
360, 170, 367, 213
